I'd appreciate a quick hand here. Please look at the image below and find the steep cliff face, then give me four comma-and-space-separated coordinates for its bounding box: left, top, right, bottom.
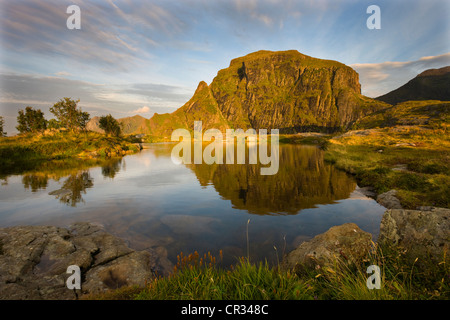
147, 50, 388, 135
210, 50, 372, 132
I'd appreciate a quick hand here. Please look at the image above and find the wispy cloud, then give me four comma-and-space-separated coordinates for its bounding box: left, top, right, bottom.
54, 71, 71, 77
0, 73, 188, 135
0, 0, 178, 73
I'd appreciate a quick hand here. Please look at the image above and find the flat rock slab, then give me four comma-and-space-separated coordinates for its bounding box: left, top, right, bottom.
0, 222, 169, 300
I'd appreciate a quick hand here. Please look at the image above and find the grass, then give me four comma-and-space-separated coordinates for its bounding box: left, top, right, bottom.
351, 100, 450, 129
323, 125, 450, 209
135, 253, 312, 300
85, 242, 449, 300
279, 133, 332, 148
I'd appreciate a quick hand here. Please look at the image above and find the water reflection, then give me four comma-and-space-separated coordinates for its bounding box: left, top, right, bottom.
47, 158, 124, 206
101, 158, 123, 179
22, 173, 49, 192
0, 143, 386, 268
7, 144, 357, 213
11, 158, 124, 206
186, 145, 356, 215
49, 171, 94, 206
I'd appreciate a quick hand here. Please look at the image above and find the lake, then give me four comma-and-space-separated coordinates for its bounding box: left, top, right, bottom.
0, 143, 386, 269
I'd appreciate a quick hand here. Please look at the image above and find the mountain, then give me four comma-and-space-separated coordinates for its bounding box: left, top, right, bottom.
147, 50, 388, 136
146, 80, 230, 139
87, 115, 150, 135
87, 50, 391, 137
376, 66, 450, 105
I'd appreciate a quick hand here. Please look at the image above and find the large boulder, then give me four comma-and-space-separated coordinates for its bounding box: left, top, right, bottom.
378, 207, 450, 265
281, 223, 373, 272
0, 222, 171, 300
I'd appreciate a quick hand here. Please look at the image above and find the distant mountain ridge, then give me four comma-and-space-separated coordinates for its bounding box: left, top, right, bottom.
376, 66, 450, 105
86, 115, 150, 135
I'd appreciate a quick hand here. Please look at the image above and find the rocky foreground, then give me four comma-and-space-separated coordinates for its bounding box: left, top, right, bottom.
0, 222, 172, 300
0, 207, 448, 300
282, 207, 449, 272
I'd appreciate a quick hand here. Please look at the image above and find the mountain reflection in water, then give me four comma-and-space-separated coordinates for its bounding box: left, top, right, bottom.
186, 144, 356, 215
0, 144, 385, 267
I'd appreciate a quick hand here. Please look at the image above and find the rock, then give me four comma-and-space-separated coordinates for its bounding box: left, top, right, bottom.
394, 142, 416, 147
378, 207, 450, 265
391, 164, 408, 172
376, 189, 402, 209
147, 50, 388, 137
416, 206, 433, 211
356, 186, 377, 198
332, 129, 378, 140
83, 251, 153, 294
281, 223, 373, 273
0, 222, 171, 300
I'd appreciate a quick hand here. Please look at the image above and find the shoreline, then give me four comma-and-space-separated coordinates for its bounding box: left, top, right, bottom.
1, 203, 448, 300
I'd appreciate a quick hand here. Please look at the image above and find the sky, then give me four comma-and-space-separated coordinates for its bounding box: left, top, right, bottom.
1, 0, 449, 135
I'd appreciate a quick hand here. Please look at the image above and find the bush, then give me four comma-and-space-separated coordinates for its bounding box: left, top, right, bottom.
50, 98, 90, 132
16, 106, 47, 133
99, 114, 122, 137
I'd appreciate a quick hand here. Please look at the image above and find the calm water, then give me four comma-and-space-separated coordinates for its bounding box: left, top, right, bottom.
0, 143, 386, 268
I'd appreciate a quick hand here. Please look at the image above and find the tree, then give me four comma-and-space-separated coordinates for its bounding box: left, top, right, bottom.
49, 98, 90, 132
16, 106, 47, 133
99, 114, 122, 137
78, 110, 91, 132
0, 116, 6, 137
47, 118, 61, 130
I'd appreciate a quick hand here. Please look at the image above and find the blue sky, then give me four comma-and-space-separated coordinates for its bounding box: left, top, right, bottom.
1, 0, 449, 135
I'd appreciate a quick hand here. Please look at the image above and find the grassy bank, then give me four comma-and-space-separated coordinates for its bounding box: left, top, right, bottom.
323, 125, 450, 209
86, 243, 448, 300
0, 131, 141, 174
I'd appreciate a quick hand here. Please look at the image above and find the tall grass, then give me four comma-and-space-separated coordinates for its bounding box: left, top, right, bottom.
132, 251, 314, 300
87, 243, 448, 300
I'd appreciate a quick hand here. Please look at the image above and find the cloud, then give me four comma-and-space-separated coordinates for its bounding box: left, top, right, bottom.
0, 0, 179, 73
131, 106, 151, 114
351, 53, 450, 97
0, 72, 189, 135
54, 71, 71, 77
